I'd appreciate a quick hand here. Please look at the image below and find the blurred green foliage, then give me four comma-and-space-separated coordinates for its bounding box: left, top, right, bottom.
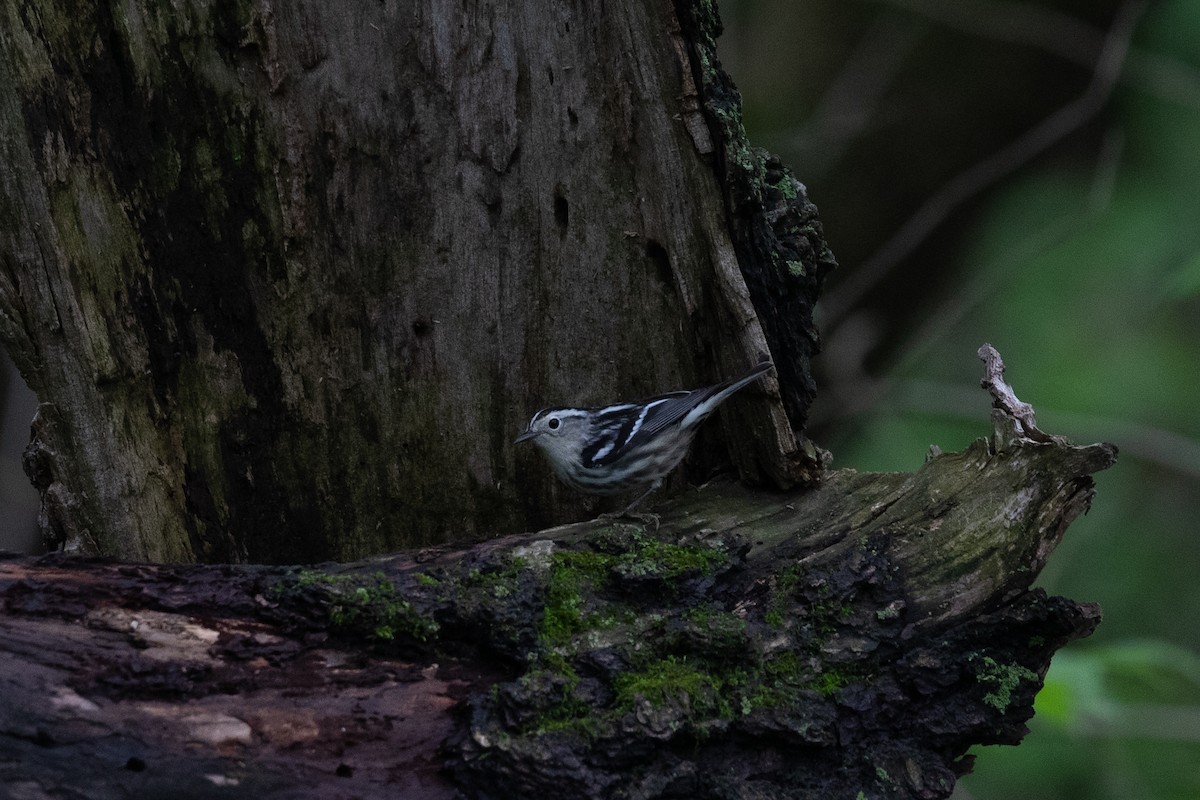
724, 1, 1200, 798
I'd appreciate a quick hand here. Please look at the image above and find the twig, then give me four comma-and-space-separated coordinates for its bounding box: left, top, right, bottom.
978, 344, 1066, 445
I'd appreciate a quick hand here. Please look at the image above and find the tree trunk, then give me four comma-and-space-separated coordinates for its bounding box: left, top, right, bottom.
0, 0, 832, 562
0, 355, 1116, 798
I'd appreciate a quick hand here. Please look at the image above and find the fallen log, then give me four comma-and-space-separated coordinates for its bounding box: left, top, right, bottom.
0, 347, 1115, 798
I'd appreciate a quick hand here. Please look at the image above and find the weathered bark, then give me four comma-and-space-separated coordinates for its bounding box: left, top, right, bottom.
0, 0, 832, 562
0, 354, 1116, 798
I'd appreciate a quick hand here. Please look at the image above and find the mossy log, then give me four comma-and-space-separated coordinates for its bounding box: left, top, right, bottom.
0, 348, 1116, 799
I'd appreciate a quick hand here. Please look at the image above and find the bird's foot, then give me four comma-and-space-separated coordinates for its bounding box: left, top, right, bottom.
596, 509, 660, 531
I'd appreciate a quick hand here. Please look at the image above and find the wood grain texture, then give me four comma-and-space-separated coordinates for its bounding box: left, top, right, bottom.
0, 0, 831, 561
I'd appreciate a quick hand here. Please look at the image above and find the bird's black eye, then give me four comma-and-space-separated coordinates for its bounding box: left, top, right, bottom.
548, 417, 561, 430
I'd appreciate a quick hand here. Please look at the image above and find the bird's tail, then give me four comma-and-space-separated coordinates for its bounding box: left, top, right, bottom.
681, 357, 774, 429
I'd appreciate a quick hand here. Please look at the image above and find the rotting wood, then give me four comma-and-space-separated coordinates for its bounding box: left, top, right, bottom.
0, 348, 1116, 799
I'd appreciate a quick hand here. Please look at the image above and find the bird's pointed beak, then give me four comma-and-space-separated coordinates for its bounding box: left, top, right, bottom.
514, 430, 538, 444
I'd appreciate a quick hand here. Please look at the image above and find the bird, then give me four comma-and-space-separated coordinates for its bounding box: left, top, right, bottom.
515, 359, 773, 516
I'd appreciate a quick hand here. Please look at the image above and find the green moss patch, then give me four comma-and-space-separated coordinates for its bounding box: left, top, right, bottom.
972, 654, 1039, 713
283, 569, 439, 644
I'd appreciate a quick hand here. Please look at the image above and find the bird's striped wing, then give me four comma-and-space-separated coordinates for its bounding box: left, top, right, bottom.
580, 361, 773, 469
637, 360, 772, 440
581, 392, 690, 468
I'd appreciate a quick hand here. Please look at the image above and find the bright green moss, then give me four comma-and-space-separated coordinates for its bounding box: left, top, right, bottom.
589, 526, 727, 577
538, 532, 728, 648
540, 550, 610, 647
766, 564, 804, 628
811, 669, 853, 697
614, 655, 727, 718
460, 556, 528, 596
288, 569, 439, 643
683, 606, 749, 655
974, 655, 1038, 713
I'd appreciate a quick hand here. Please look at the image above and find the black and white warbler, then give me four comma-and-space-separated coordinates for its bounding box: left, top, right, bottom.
515, 359, 774, 513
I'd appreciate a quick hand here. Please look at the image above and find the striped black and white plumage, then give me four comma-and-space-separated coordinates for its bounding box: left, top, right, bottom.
515, 360, 773, 511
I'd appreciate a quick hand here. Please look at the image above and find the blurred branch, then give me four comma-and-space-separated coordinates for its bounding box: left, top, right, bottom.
1086, 126, 1126, 213
872, 0, 1200, 111
821, 1, 1147, 328
1102, 704, 1200, 742
814, 125, 1124, 433
883, 125, 1124, 378
787, 15, 924, 179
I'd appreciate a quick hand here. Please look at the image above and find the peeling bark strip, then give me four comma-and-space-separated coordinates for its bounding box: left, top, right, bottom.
673, 0, 838, 481
0, 0, 829, 562
0, 351, 1115, 799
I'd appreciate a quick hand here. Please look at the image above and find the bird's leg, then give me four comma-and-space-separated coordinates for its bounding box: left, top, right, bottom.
621, 480, 661, 513
597, 481, 661, 529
